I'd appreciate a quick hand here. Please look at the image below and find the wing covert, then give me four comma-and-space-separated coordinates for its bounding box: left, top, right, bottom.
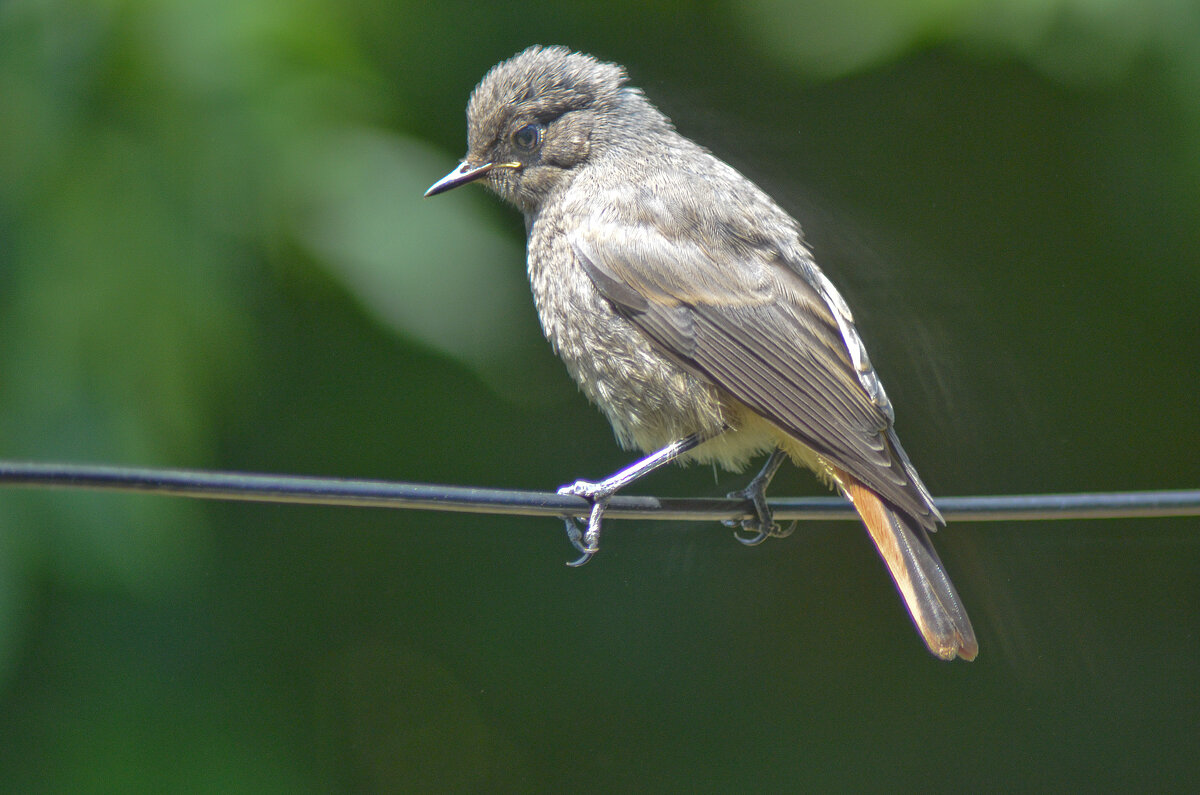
571, 221, 939, 526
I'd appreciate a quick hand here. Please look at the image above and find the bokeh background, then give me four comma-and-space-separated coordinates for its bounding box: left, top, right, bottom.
2, 0, 1198, 791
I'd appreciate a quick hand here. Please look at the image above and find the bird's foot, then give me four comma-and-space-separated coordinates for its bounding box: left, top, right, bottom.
557, 479, 612, 566
554, 435, 712, 565
730, 518, 797, 545
721, 448, 793, 545
724, 480, 794, 546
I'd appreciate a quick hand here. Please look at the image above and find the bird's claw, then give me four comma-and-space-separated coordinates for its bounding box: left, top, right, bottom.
566, 544, 598, 567
558, 481, 608, 566
562, 515, 599, 567
732, 518, 797, 545
725, 475, 792, 546
733, 521, 772, 546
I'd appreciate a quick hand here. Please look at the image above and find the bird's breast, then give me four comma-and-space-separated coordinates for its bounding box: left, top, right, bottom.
525, 216, 775, 470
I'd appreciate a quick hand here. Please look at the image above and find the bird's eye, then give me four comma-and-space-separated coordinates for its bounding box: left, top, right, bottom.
512, 124, 541, 150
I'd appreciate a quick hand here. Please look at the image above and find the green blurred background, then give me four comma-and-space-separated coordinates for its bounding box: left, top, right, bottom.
2, 0, 1198, 791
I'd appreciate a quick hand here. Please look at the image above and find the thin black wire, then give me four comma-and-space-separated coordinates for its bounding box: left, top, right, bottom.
1, 460, 1198, 522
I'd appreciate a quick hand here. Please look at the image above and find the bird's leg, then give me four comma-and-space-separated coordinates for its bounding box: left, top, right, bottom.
558, 432, 707, 566
725, 447, 795, 546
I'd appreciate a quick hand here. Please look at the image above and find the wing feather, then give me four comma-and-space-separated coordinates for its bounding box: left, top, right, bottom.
572, 219, 940, 527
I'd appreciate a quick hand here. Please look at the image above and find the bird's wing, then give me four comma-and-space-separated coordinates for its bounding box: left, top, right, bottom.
570, 206, 941, 528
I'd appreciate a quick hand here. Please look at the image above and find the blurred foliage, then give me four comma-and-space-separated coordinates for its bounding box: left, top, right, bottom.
739, 0, 1200, 86
1, 0, 1198, 791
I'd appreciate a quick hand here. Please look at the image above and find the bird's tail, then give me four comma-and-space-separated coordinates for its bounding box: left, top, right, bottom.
835, 467, 978, 661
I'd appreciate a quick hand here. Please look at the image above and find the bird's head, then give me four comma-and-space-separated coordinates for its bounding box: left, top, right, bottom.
425, 45, 635, 213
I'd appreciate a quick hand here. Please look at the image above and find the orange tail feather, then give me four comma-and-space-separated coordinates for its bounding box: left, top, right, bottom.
837, 468, 978, 661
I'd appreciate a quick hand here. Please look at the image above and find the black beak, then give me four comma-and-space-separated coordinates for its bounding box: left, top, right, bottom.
424, 161, 495, 197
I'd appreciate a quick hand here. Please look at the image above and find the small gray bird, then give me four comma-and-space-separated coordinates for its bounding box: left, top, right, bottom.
426, 45, 977, 660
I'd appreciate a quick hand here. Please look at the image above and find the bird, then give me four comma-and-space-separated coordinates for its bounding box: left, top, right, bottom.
425, 45, 977, 660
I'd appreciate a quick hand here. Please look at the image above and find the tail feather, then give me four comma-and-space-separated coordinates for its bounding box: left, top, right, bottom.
837, 467, 978, 661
